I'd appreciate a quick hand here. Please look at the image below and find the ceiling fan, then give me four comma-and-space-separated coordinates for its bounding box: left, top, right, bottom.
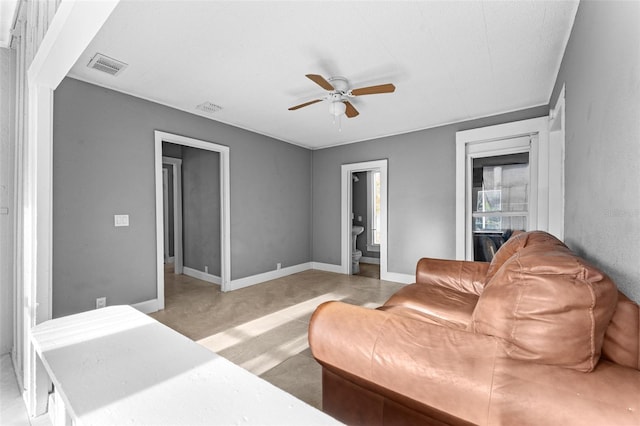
288, 74, 396, 118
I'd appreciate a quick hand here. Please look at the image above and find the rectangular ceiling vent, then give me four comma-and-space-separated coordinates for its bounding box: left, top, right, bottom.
196, 102, 223, 114
87, 53, 128, 76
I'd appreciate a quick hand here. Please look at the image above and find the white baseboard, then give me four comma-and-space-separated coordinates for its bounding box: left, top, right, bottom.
183, 266, 221, 285
226, 262, 312, 291
310, 262, 343, 274
132, 299, 159, 314
139, 262, 410, 310
381, 271, 414, 284
360, 257, 380, 265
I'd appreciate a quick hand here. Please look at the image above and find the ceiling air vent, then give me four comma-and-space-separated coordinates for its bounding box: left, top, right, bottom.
87, 53, 128, 76
196, 102, 223, 114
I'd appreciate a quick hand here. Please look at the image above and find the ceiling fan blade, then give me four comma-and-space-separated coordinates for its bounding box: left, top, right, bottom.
288, 99, 323, 111
351, 83, 396, 96
344, 101, 359, 118
306, 74, 335, 91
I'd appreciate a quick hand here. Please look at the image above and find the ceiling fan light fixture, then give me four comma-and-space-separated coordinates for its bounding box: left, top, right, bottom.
330, 101, 347, 117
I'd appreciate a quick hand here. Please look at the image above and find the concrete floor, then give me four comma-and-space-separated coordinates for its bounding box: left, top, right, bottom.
150, 264, 402, 409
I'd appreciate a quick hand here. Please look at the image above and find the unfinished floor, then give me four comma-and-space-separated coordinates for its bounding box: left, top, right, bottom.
150, 264, 402, 410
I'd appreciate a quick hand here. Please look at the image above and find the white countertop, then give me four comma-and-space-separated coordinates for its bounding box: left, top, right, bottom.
32, 305, 340, 425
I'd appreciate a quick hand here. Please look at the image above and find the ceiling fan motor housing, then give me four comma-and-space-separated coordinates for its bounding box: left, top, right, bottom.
327, 76, 349, 93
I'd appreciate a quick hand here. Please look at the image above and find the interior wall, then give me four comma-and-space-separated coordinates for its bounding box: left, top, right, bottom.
182, 147, 220, 276
312, 106, 548, 275
0, 47, 16, 354
52, 77, 312, 317
550, 0, 640, 303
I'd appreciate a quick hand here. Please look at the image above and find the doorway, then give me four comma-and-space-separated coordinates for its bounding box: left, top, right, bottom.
341, 159, 388, 279
162, 156, 183, 273
470, 151, 530, 261
351, 170, 381, 278
455, 116, 563, 260
154, 131, 231, 310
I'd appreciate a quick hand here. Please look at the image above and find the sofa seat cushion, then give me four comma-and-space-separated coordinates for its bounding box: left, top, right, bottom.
382, 284, 478, 330
471, 242, 618, 372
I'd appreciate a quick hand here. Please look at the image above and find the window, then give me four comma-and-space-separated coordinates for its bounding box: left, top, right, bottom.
472, 158, 529, 234
367, 171, 381, 251
471, 156, 530, 261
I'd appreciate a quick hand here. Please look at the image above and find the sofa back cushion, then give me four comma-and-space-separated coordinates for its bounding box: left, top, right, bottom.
484, 231, 565, 284
601, 291, 640, 370
471, 242, 618, 372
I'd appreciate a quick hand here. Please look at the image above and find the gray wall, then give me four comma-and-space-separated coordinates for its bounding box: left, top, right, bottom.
53, 77, 312, 317
0, 47, 16, 354
550, 1, 640, 303
312, 106, 548, 275
182, 147, 220, 276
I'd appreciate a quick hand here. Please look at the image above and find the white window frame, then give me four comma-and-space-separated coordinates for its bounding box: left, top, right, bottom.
456, 116, 560, 260
366, 171, 380, 252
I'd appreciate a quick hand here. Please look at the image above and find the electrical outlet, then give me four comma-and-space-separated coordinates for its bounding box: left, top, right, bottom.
204, 266, 209, 274
276, 262, 281, 270
96, 297, 107, 309
114, 214, 129, 227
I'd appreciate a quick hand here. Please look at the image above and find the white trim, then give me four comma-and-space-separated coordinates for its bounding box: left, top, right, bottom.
27, 1, 119, 89
341, 160, 388, 279
162, 168, 169, 262
548, 85, 566, 241
67, 73, 550, 152
131, 299, 159, 314
227, 263, 312, 292
22, 0, 120, 417
381, 272, 413, 285
155, 131, 231, 307
455, 116, 550, 260
183, 266, 221, 285
310, 262, 343, 274
66, 75, 312, 151
360, 257, 380, 265
162, 157, 183, 274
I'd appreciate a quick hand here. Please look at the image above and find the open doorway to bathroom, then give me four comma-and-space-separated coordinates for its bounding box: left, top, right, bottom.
341, 159, 388, 280
351, 170, 381, 279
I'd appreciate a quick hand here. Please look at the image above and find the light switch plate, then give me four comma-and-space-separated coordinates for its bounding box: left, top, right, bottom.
114, 214, 129, 227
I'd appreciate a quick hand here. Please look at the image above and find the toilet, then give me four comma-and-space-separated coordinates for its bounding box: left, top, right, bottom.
352, 226, 364, 274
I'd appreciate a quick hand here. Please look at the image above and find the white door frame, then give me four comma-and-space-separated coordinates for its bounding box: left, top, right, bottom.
154, 131, 231, 306
19, 1, 120, 417
162, 157, 183, 272
455, 116, 560, 260
548, 85, 566, 241
341, 159, 388, 278
162, 168, 170, 262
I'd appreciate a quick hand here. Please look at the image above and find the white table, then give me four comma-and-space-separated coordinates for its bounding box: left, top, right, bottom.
31, 305, 340, 425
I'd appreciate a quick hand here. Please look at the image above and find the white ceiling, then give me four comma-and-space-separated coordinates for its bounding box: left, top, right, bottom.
68, 1, 579, 150
0, 0, 19, 48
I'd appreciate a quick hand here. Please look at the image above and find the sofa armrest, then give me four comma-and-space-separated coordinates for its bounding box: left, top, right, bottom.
416, 258, 489, 295
309, 301, 499, 425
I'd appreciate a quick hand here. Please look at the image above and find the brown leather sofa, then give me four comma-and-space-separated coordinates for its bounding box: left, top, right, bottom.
309, 231, 640, 425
